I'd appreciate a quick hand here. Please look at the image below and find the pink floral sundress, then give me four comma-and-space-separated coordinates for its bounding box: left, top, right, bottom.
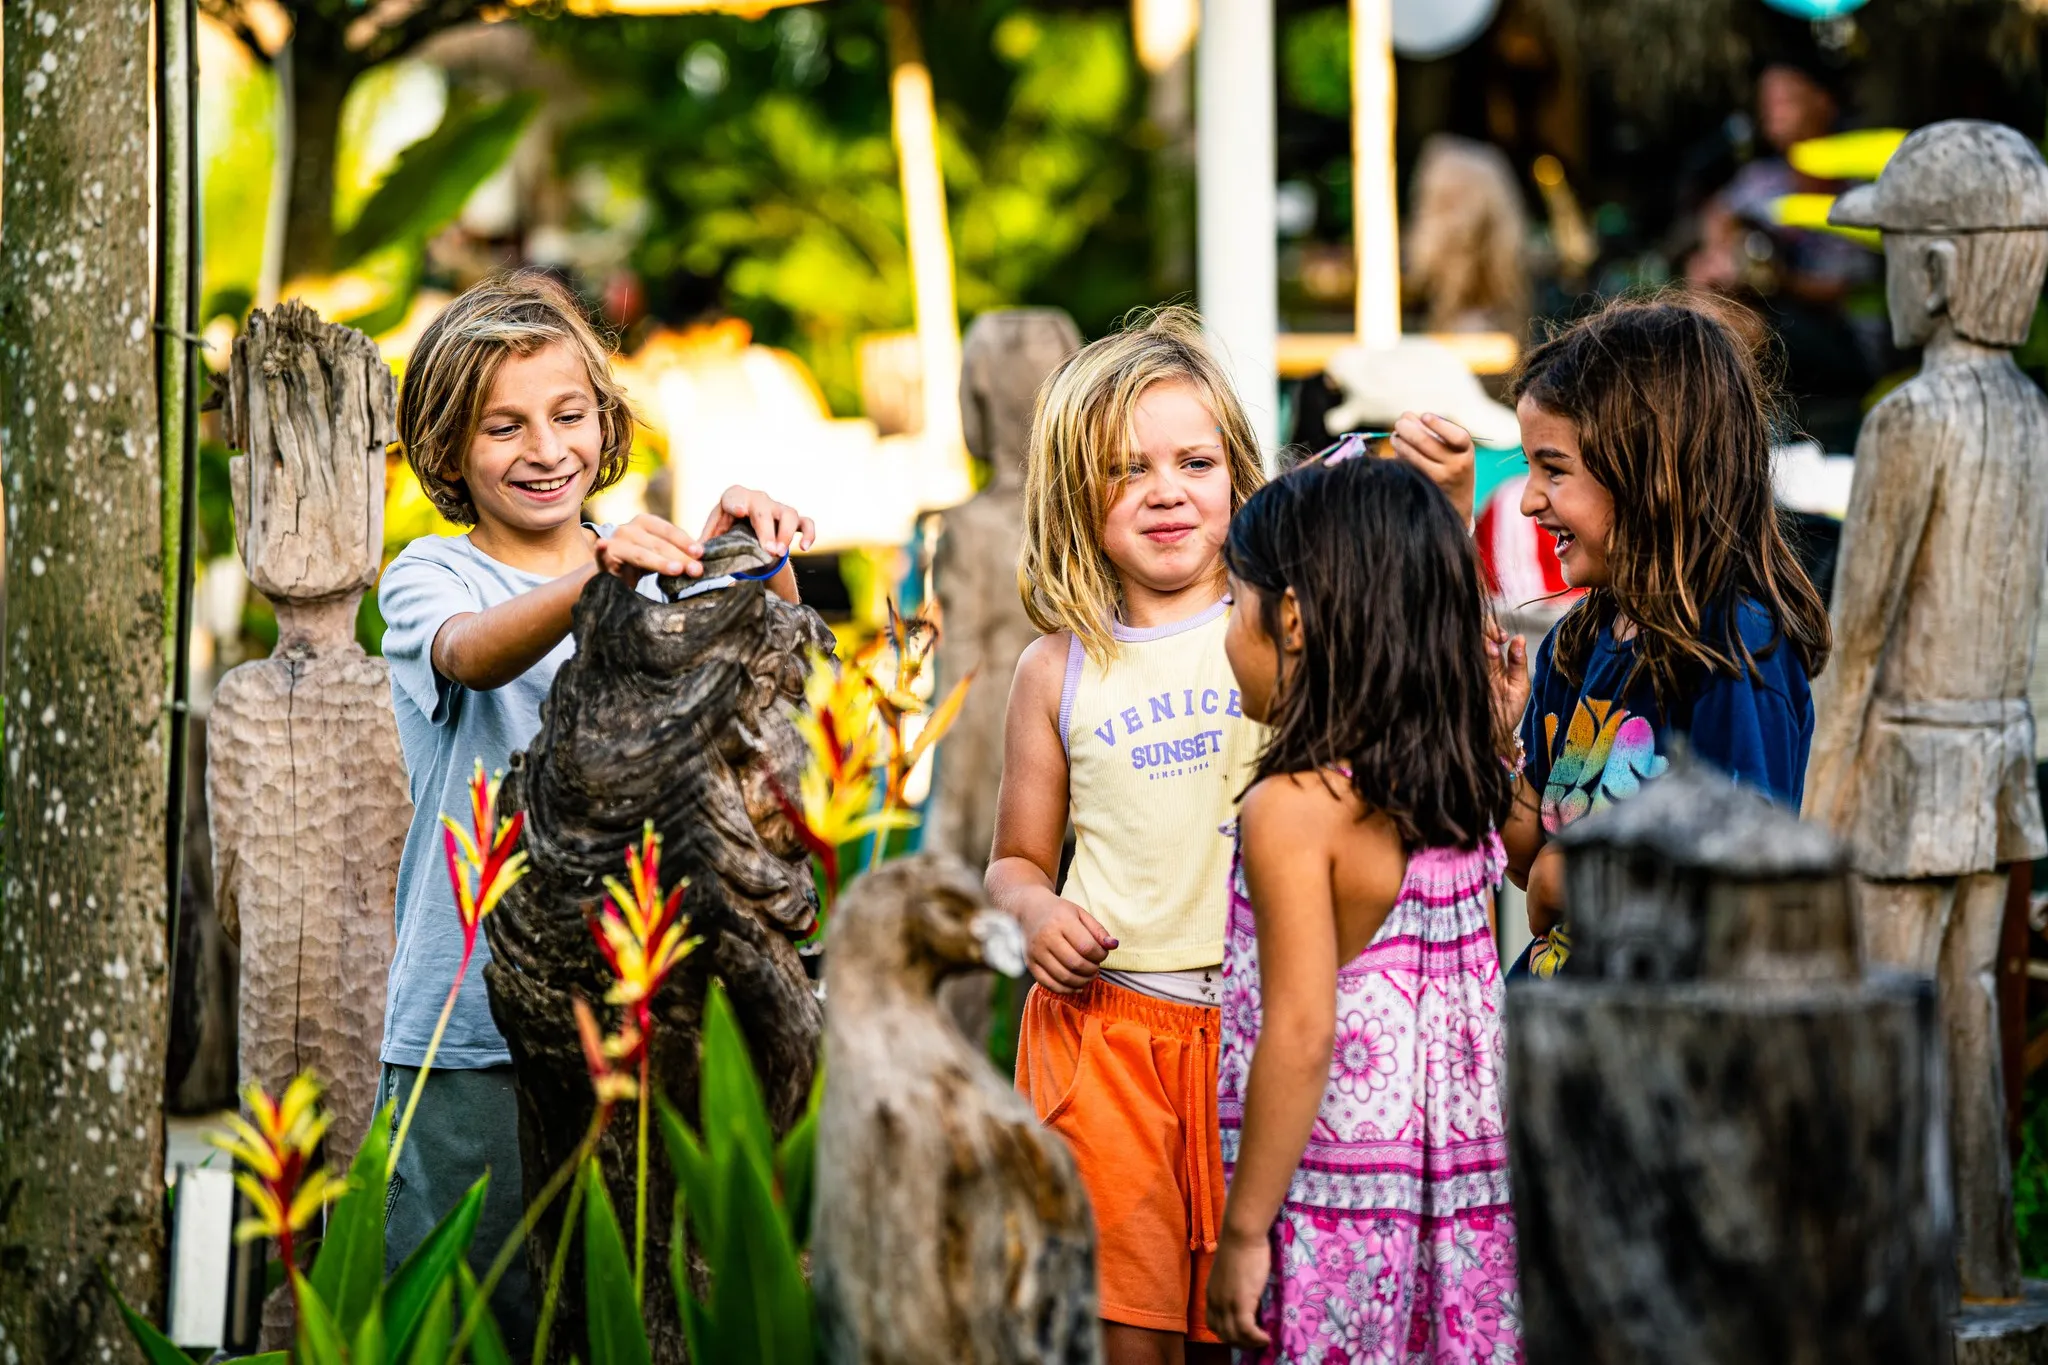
1218, 825, 1522, 1364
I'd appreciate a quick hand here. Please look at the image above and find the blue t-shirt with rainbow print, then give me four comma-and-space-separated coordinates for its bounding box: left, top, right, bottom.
1511, 598, 1813, 976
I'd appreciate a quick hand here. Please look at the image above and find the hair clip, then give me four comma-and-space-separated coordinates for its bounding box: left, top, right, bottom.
1310, 431, 1392, 467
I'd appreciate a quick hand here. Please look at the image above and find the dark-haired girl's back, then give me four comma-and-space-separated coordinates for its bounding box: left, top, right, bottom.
1503, 292, 1831, 978
1205, 453, 1522, 1364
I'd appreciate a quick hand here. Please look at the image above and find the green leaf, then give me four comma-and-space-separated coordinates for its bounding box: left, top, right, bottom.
242, 1355, 292, 1364
105, 1273, 192, 1365
456, 1264, 514, 1365
699, 980, 776, 1180
403, 1279, 453, 1365
350, 1299, 386, 1365
774, 1066, 823, 1247
667, 1192, 709, 1365
580, 1160, 652, 1365
333, 93, 541, 270
707, 1141, 813, 1365
383, 1174, 487, 1360
656, 1094, 720, 1253
311, 1099, 394, 1339
295, 1274, 351, 1365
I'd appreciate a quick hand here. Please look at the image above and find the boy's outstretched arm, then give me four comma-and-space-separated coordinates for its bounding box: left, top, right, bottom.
433, 486, 810, 692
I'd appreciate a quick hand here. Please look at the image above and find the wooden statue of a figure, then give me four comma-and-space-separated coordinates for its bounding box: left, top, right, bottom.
926, 308, 1082, 868
209, 303, 412, 1170
1805, 119, 2048, 1301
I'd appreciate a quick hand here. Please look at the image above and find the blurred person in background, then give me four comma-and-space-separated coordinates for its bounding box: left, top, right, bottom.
1404, 134, 1533, 341
1684, 53, 1879, 452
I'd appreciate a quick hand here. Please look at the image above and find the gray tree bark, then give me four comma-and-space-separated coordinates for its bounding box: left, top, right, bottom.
0, 0, 171, 1355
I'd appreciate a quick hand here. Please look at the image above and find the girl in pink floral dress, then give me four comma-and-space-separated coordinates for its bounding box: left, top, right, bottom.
1206, 449, 1525, 1364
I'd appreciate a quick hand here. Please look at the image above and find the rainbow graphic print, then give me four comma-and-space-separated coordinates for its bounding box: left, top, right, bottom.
1526, 698, 1668, 979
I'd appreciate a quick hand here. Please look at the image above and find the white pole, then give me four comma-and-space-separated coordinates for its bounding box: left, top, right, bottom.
1196, 0, 1278, 461
1351, 0, 1399, 347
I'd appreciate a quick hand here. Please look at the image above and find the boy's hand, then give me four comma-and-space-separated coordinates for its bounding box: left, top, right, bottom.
1389, 411, 1477, 522
1485, 616, 1531, 738
1205, 1228, 1273, 1349
594, 514, 704, 587
697, 485, 816, 559
1014, 889, 1117, 993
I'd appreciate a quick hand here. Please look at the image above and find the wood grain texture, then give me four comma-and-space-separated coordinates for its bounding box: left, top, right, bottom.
814, 854, 1099, 1365
1507, 973, 1952, 1365
486, 536, 832, 1365
1518, 759, 1951, 1363
1806, 122, 2048, 1303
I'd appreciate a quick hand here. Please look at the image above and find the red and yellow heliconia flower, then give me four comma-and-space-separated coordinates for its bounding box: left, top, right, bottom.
590, 822, 700, 1038
208, 1075, 347, 1273
776, 651, 919, 906
573, 996, 641, 1120
441, 759, 530, 966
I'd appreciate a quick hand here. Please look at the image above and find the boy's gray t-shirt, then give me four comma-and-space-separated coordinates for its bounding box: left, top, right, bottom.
378, 528, 662, 1068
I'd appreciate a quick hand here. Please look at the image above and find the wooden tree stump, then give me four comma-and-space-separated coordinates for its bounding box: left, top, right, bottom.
814, 853, 1099, 1365
486, 534, 833, 1365
1508, 756, 1951, 1365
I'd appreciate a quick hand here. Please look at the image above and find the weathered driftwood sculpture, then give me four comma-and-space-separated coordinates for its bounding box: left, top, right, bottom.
208, 302, 412, 1169
926, 308, 1082, 867
1510, 757, 1950, 1364
1805, 119, 2048, 1302
814, 853, 1100, 1365
486, 532, 832, 1364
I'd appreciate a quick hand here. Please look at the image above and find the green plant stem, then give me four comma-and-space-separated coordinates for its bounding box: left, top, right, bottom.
387, 960, 467, 1179
532, 1155, 591, 1365
634, 1052, 650, 1307
448, 1123, 594, 1363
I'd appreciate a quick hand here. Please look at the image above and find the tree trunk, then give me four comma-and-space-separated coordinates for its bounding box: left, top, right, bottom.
0, 0, 171, 1353
281, 30, 355, 283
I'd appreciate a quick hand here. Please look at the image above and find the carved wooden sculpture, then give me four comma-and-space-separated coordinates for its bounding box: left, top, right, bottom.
485, 532, 832, 1364
814, 853, 1100, 1365
1512, 757, 1949, 1364
926, 308, 1082, 868
1805, 120, 2048, 1302
208, 302, 412, 1170
927, 310, 1080, 1048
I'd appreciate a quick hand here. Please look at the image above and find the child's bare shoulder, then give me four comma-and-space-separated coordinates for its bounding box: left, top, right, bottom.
1009, 632, 1072, 703
1241, 772, 1401, 853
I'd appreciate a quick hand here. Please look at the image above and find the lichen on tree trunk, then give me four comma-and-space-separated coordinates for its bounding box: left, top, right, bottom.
0, 0, 171, 1355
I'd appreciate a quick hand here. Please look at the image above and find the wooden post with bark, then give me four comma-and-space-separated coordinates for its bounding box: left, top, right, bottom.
0, 0, 172, 1348
208, 301, 412, 1175
487, 533, 832, 1365
1507, 755, 1952, 1365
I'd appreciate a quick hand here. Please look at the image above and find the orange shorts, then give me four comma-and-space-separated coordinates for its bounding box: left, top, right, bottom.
1015, 978, 1224, 1341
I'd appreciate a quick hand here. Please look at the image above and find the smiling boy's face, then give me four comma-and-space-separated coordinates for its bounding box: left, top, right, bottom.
462, 341, 604, 538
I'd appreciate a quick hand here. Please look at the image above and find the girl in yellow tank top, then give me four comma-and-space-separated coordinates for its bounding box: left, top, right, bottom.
987, 306, 1476, 1365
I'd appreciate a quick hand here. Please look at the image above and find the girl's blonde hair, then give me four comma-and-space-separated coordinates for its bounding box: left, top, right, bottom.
397, 270, 636, 527
1018, 305, 1265, 662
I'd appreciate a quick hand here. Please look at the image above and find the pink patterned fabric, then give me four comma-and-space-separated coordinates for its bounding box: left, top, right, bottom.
1218, 829, 1523, 1364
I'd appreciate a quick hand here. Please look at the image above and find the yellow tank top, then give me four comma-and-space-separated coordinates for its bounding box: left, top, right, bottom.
1058, 600, 1264, 970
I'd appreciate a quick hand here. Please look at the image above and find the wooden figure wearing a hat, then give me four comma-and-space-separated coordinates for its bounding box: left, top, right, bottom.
1805, 119, 2048, 1301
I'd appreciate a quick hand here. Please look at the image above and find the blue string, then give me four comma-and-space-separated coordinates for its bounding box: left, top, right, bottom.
728, 548, 791, 581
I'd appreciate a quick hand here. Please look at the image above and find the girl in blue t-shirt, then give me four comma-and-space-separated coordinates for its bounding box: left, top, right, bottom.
1500, 296, 1834, 976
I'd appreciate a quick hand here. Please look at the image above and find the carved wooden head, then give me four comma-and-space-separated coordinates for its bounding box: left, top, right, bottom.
223, 302, 393, 604
1831, 121, 2048, 350
959, 309, 1081, 489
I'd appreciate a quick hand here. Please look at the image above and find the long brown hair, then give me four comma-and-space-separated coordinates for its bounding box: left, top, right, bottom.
1511, 294, 1831, 711
1224, 457, 1512, 850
